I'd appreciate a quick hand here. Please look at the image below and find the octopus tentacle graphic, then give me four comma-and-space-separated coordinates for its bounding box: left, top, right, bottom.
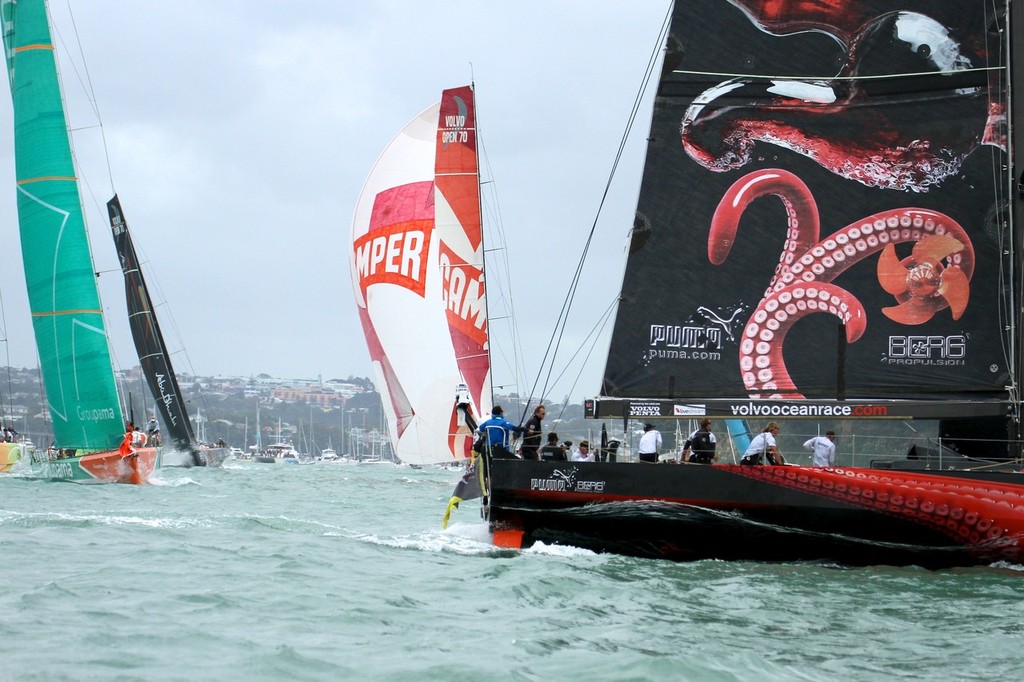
711, 168, 975, 398
739, 283, 867, 397
709, 169, 820, 294
681, 10, 1003, 192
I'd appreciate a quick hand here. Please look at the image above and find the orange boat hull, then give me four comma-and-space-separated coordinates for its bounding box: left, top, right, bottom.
32, 447, 159, 484
80, 447, 159, 484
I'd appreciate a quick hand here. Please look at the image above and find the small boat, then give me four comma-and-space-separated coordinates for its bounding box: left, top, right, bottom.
317, 447, 357, 464
356, 455, 394, 466
254, 442, 300, 465
452, 0, 1024, 567
3, 0, 157, 483
350, 85, 488, 466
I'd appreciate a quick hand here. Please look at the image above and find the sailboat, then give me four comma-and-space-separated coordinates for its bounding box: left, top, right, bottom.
108, 197, 228, 468
350, 85, 490, 466
2, 0, 157, 483
470, 0, 1024, 567
250, 416, 299, 464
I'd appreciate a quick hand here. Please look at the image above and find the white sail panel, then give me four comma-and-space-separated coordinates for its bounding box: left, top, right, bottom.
351, 104, 463, 465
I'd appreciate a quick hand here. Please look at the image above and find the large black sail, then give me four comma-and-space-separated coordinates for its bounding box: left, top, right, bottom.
602, 0, 1014, 404
108, 196, 196, 449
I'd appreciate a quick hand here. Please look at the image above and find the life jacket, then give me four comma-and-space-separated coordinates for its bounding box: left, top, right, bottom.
119, 432, 134, 455
691, 429, 714, 457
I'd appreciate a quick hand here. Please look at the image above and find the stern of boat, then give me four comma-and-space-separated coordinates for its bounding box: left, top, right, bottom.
195, 446, 230, 467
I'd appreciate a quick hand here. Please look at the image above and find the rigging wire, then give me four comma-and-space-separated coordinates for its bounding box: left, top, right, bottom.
51, 1, 138, 417
519, 1, 672, 424
471, 72, 530, 405
0, 288, 12, 434
51, 1, 113, 215
51, 0, 219, 436
477, 119, 529, 400
546, 296, 618, 421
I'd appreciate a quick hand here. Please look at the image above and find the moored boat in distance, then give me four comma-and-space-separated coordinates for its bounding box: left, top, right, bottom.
315, 447, 359, 464
460, 0, 1024, 567
2, 0, 156, 483
318, 447, 342, 462
356, 454, 394, 466
254, 442, 300, 464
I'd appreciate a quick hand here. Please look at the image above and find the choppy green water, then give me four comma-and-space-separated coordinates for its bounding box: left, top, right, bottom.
1, 461, 1022, 681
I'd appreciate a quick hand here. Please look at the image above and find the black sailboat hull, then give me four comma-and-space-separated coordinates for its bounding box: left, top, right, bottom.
191, 446, 230, 468
160, 446, 230, 468
485, 460, 1024, 568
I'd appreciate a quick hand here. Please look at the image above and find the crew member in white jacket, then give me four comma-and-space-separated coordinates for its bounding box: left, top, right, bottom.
803, 431, 836, 467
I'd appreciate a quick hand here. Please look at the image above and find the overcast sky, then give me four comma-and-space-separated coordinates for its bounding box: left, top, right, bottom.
0, 1, 669, 403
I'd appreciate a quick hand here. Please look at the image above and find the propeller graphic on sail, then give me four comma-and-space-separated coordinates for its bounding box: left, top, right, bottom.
876, 234, 970, 325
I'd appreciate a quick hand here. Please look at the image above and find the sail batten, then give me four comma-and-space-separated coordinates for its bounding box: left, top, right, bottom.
18, 176, 77, 184
31, 309, 103, 316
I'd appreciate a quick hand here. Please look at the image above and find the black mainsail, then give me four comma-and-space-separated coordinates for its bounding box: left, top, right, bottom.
474, 0, 1024, 568
108, 196, 197, 453
598, 0, 1016, 436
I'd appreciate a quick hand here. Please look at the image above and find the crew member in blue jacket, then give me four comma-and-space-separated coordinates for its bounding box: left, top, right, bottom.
477, 406, 521, 458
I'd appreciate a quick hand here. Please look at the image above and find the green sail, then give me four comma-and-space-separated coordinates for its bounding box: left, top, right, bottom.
2, 0, 125, 450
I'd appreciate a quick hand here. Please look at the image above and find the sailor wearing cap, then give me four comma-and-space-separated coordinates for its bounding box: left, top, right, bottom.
476, 405, 520, 458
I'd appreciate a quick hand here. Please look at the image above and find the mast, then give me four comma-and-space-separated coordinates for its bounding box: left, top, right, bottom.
473, 86, 493, 413
1011, 0, 1024, 451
